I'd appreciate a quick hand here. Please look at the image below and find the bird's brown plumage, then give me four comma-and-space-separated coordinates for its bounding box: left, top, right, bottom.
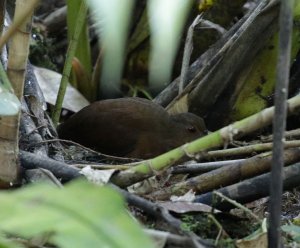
57, 98, 207, 159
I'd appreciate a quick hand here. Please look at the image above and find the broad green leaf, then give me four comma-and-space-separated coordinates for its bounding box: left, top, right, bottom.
0, 91, 20, 116
0, 180, 154, 248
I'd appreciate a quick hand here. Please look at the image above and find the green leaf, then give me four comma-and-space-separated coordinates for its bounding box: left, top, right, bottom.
86, 0, 134, 96
66, 0, 92, 100
0, 180, 154, 248
148, 0, 193, 92
0, 91, 20, 116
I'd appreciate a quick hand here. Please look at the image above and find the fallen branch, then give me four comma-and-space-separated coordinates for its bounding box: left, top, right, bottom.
149, 148, 300, 200
112, 185, 209, 248
171, 159, 245, 174
200, 140, 300, 159
19, 151, 82, 182
261, 128, 300, 142
194, 162, 300, 210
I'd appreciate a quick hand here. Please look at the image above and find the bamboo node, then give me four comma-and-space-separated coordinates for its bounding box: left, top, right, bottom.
181, 143, 195, 158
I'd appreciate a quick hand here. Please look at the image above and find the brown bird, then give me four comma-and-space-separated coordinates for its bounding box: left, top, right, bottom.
57, 97, 207, 159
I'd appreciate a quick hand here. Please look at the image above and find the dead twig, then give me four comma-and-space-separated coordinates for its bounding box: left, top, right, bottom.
269, 0, 294, 246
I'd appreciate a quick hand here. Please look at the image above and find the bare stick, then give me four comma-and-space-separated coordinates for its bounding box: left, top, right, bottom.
268, 0, 294, 247
179, 15, 202, 94
200, 140, 300, 159
213, 191, 260, 222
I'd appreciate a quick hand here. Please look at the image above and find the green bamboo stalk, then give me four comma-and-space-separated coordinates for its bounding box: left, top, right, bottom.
52, 1, 88, 127
111, 93, 300, 188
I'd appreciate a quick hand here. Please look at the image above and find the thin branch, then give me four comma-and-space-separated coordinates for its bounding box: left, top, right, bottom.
111, 185, 208, 248
171, 159, 245, 174
179, 15, 202, 94
213, 191, 260, 222
19, 151, 82, 182
268, 0, 294, 246
199, 140, 300, 159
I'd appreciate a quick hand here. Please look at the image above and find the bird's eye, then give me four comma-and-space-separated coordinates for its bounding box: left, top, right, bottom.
187, 126, 196, 133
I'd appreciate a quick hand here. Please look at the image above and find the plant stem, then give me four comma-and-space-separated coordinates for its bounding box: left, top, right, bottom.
52, 1, 88, 127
